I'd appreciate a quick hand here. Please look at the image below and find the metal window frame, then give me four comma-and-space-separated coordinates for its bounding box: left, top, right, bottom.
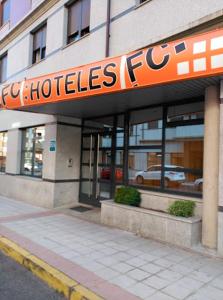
80, 97, 204, 200
66, 0, 90, 45
0, 131, 7, 173
20, 126, 45, 178
32, 22, 47, 65
0, 52, 7, 83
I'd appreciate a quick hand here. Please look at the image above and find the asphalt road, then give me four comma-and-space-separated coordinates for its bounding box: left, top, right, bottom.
0, 251, 65, 300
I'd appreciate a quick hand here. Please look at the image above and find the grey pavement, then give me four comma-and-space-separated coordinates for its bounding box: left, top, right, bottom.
0, 251, 65, 300
1, 196, 223, 299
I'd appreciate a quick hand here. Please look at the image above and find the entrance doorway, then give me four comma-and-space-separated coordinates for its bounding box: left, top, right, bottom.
79, 116, 124, 206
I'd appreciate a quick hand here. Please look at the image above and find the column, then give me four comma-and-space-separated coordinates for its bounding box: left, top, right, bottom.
6, 129, 22, 174
202, 85, 220, 249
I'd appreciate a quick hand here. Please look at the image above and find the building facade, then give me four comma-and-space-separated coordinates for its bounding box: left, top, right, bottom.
0, 0, 223, 254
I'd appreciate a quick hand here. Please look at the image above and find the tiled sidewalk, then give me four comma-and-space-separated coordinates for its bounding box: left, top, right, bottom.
0, 196, 223, 299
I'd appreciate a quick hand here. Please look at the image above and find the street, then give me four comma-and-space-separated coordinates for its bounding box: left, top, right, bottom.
0, 251, 65, 300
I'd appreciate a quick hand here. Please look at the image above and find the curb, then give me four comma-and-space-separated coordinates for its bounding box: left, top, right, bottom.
0, 236, 103, 300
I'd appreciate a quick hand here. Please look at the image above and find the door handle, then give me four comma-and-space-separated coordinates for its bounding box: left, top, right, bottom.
96, 134, 100, 198
88, 135, 93, 198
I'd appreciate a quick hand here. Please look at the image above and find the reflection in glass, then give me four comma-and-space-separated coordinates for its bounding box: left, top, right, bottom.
99, 183, 110, 199
167, 102, 204, 122
116, 150, 123, 165
0, 132, 7, 172
128, 150, 162, 188
129, 107, 163, 146
21, 126, 45, 177
165, 120, 203, 194
100, 134, 112, 148
165, 171, 203, 194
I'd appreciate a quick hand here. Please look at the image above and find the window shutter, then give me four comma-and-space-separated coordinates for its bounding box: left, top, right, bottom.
33, 30, 42, 51
68, 1, 81, 36
81, 0, 90, 30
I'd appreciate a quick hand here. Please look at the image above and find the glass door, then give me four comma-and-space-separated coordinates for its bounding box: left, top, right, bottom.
80, 131, 113, 206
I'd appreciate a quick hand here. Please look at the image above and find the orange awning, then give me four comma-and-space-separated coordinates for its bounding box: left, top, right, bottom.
1, 28, 223, 110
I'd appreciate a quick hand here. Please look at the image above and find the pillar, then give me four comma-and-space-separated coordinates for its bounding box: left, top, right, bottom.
202, 85, 220, 249
6, 129, 22, 174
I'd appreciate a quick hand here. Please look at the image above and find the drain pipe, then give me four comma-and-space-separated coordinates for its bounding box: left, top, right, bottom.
105, 0, 111, 57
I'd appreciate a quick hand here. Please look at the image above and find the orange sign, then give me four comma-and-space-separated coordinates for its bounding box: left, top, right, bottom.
1, 29, 223, 109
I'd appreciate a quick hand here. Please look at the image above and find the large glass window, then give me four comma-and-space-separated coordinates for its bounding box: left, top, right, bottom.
81, 101, 204, 198
67, 0, 90, 44
21, 126, 45, 177
128, 107, 163, 189
165, 102, 204, 194
32, 24, 47, 64
0, 53, 7, 83
0, 132, 7, 172
128, 101, 204, 196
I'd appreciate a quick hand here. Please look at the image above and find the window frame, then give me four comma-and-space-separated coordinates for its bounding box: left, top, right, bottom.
0, 131, 7, 173
83, 97, 204, 198
0, 0, 10, 27
21, 126, 45, 178
66, 0, 90, 45
0, 52, 7, 83
31, 23, 47, 65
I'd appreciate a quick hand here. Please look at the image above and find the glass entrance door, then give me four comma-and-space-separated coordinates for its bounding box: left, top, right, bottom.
80, 131, 113, 206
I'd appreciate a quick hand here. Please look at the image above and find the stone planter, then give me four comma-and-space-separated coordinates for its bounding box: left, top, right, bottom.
101, 200, 202, 248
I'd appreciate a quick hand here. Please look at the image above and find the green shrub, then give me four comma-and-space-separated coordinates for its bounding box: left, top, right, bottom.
114, 186, 141, 207
168, 200, 196, 218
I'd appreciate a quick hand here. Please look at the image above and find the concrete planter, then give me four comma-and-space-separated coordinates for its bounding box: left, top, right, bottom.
101, 200, 202, 248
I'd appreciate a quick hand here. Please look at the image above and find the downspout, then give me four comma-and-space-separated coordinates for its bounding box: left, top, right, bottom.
105, 0, 111, 57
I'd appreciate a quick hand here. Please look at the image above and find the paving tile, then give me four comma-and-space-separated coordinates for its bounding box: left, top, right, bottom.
189, 270, 215, 283
111, 252, 133, 262
169, 263, 194, 275
97, 256, 120, 267
128, 282, 156, 298
154, 258, 174, 268
164, 254, 185, 263
210, 275, 223, 290
140, 263, 163, 274
162, 282, 192, 299
139, 253, 157, 262
157, 270, 182, 282
150, 248, 170, 258
94, 267, 120, 280
143, 275, 170, 290
111, 262, 134, 273
127, 268, 151, 281
126, 257, 148, 268
2, 196, 223, 300
110, 274, 137, 288
147, 291, 176, 300
192, 285, 223, 300
176, 276, 204, 291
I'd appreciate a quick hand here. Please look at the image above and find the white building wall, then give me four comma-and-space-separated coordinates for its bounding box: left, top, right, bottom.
0, 0, 222, 210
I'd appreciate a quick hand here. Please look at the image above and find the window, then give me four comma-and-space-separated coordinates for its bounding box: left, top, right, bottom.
21, 126, 45, 177
139, 0, 148, 4
0, 53, 7, 83
165, 102, 204, 194
67, 0, 90, 44
0, 132, 7, 172
128, 101, 204, 195
1, 0, 10, 26
128, 107, 163, 189
32, 24, 47, 64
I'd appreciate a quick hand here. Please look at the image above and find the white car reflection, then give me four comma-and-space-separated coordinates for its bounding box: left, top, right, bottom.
194, 178, 203, 191
135, 165, 185, 185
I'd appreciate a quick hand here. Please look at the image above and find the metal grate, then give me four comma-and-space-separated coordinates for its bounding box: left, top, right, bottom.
70, 206, 92, 212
